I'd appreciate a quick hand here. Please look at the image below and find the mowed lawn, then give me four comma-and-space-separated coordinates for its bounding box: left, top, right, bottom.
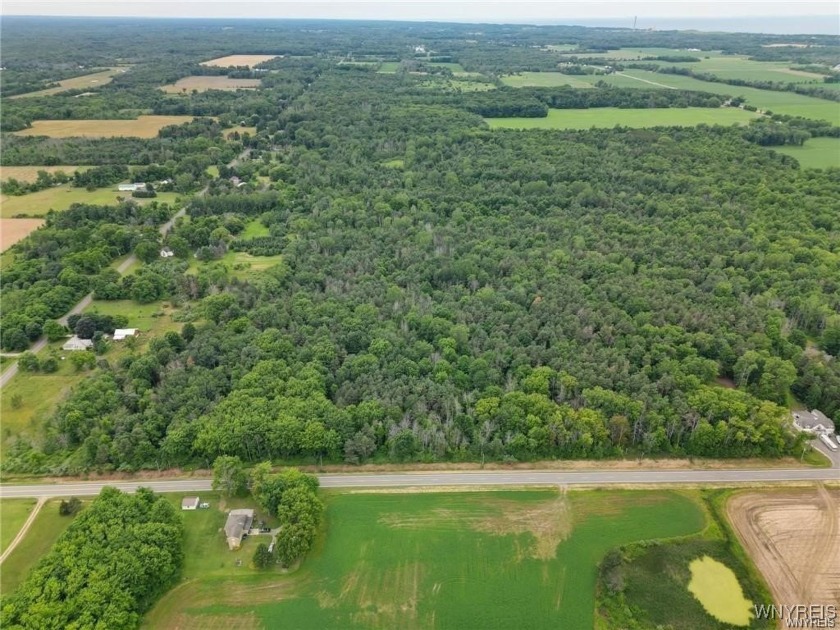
0, 499, 37, 554
774, 137, 840, 169
486, 107, 757, 130
1, 186, 180, 217
13, 115, 196, 138
145, 489, 706, 629
8, 67, 130, 99
0, 499, 81, 595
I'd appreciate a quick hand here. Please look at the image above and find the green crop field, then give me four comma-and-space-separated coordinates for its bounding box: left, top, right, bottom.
485, 107, 757, 130
0, 499, 80, 595
774, 137, 840, 169
145, 489, 708, 629
377, 61, 402, 73
502, 71, 595, 89
0, 185, 180, 218
592, 71, 840, 123
0, 499, 37, 554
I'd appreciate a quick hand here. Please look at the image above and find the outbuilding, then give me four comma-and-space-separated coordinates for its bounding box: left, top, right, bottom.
181, 496, 200, 510
113, 328, 138, 341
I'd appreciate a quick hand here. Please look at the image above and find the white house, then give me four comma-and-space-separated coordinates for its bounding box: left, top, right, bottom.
62, 336, 93, 351
160, 247, 174, 258
117, 183, 147, 192
181, 497, 200, 510
792, 410, 835, 435
113, 328, 138, 341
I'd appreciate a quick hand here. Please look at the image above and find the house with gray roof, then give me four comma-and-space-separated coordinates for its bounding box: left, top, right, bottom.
224, 508, 254, 550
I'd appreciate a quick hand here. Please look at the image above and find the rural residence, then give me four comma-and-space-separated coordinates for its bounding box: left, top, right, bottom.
62, 336, 93, 351
224, 509, 254, 550
160, 247, 174, 258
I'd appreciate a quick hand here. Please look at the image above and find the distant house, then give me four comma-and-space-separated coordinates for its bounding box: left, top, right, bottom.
181, 496, 200, 510
224, 509, 255, 550
792, 410, 835, 435
117, 182, 147, 192
62, 336, 93, 351
160, 247, 174, 258
113, 328, 138, 341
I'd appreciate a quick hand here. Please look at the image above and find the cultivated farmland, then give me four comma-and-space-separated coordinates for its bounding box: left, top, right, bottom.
502, 71, 596, 89
0, 166, 89, 183
8, 67, 129, 99
727, 487, 840, 626
0, 219, 44, 250
774, 137, 840, 169
485, 106, 758, 130
0, 186, 180, 217
161, 76, 261, 93
144, 489, 707, 629
200, 54, 278, 68
12, 115, 196, 138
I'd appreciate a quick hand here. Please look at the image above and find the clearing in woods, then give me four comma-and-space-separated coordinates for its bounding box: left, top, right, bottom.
8, 67, 130, 99
0, 186, 180, 217
774, 137, 840, 169
0, 219, 44, 250
12, 116, 196, 138
161, 76, 262, 93
144, 489, 706, 629
727, 487, 840, 625
200, 55, 278, 68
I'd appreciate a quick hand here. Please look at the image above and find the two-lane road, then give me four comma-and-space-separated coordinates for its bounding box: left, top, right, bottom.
1, 467, 837, 499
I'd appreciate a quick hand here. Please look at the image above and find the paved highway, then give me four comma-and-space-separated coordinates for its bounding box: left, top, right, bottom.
1, 468, 837, 499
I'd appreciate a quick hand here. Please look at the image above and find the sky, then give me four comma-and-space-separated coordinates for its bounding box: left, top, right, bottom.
1, 1, 839, 33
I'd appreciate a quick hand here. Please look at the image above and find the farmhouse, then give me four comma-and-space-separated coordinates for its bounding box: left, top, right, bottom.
181, 496, 200, 510
117, 182, 147, 192
792, 409, 835, 435
113, 328, 138, 341
62, 336, 93, 351
224, 509, 254, 550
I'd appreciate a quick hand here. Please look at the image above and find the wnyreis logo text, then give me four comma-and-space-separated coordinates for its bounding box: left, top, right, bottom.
754, 604, 837, 628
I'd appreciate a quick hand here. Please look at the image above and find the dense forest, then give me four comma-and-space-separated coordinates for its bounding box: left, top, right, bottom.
1, 20, 838, 474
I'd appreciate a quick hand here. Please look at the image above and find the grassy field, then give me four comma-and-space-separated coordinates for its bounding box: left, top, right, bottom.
189, 250, 285, 280
13, 116, 196, 139
145, 489, 707, 629
0, 219, 44, 251
200, 55, 278, 68
501, 71, 596, 89
0, 500, 80, 595
774, 137, 840, 169
486, 107, 758, 130
0, 165, 89, 183
223, 126, 258, 139
8, 67, 129, 99
161, 76, 261, 93
85, 300, 182, 349
240, 219, 271, 238
0, 186, 180, 218
592, 71, 840, 123
377, 61, 402, 73
0, 499, 37, 554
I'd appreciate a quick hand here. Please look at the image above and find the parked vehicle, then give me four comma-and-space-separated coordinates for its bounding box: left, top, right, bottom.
818, 433, 838, 451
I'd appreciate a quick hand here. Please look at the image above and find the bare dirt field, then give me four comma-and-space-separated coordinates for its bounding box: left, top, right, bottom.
9, 67, 129, 99
0, 219, 44, 251
161, 76, 261, 93
13, 116, 196, 138
728, 486, 840, 621
200, 55, 278, 68
0, 166, 88, 182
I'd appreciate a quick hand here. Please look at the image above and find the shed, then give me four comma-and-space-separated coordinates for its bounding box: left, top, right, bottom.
62, 336, 93, 351
181, 496, 200, 510
118, 183, 146, 192
224, 509, 254, 550
113, 328, 138, 341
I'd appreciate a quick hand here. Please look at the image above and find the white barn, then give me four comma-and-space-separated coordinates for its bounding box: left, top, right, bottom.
113, 328, 138, 341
